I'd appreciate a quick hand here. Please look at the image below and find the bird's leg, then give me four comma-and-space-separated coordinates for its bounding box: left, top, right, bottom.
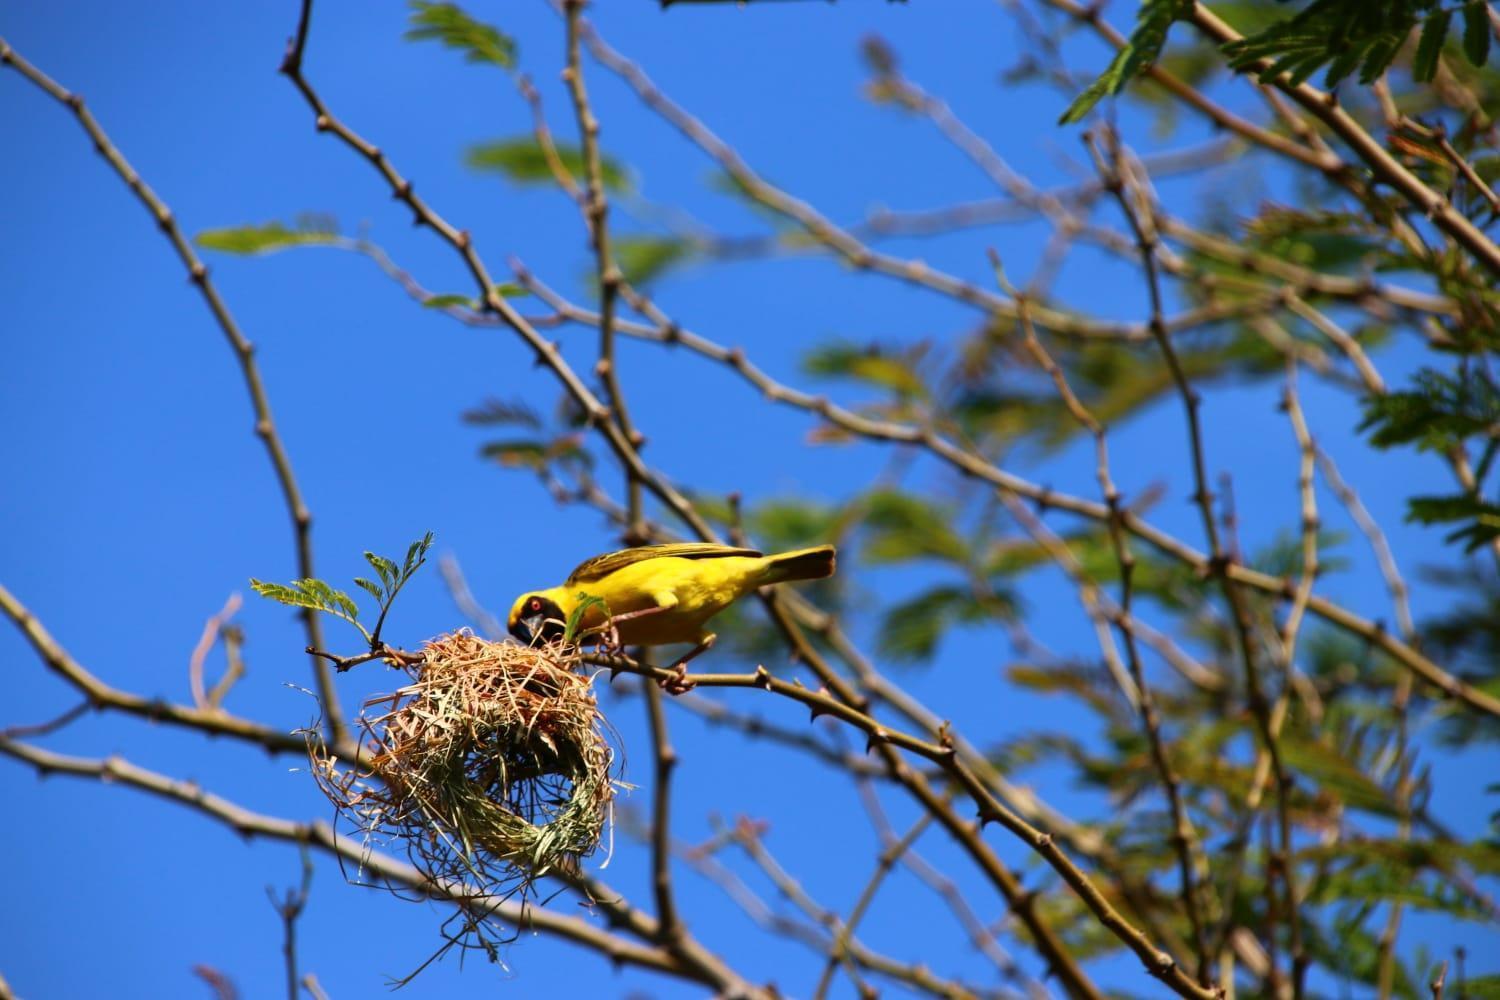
661, 634, 715, 695
601, 598, 676, 651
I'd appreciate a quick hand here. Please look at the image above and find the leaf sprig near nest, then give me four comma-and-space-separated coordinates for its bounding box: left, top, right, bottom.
307, 631, 621, 956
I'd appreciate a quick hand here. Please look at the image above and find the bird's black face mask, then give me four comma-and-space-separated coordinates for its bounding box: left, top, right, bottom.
510, 595, 567, 645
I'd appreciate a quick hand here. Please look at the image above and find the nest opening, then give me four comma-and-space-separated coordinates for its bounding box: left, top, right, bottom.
309, 631, 620, 916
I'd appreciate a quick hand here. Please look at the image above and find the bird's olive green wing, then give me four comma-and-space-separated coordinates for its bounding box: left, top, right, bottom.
564, 543, 763, 586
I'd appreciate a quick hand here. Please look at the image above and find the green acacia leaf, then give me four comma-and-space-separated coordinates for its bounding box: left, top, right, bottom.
365, 552, 400, 590
745, 498, 843, 551
353, 577, 385, 602
1282, 737, 1397, 817
330, 589, 360, 623
1220, 0, 1420, 89
1356, 33, 1404, 85
465, 138, 630, 192
860, 490, 968, 565
480, 439, 549, 468
250, 579, 311, 609
1059, 47, 1131, 125
1463, 975, 1500, 999
462, 398, 542, 428
195, 220, 339, 255
613, 236, 693, 287
1360, 368, 1500, 452
803, 340, 930, 399
423, 293, 477, 310
403, 532, 435, 580
878, 585, 1000, 662
404, 1, 516, 69
1413, 9, 1452, 82
1059, 0, 1192, 124
250, 576, 359, 625
1463, 2, 1491, 66
1407, 494, 1500, 551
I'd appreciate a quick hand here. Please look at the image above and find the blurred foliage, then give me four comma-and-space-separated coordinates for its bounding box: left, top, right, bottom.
463, 394, 593, 477
1060, 0, 1193, 124
1064, 0, 1498, 124
422, 283, 529, 311
404, 1, 516, 70
194, 215, 340, 255
610, 235, 694, 287
1363, 367, 1500, 550
466, 137, 631, 193
1222, 1, 1491, 87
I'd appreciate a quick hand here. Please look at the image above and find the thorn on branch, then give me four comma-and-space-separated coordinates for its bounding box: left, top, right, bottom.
936, 720, 957, 756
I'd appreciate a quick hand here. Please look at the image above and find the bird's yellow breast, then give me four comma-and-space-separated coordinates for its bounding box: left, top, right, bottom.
567, 554, 767, 646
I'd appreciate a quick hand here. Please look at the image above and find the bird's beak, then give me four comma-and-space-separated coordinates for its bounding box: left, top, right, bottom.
520, 612, 545, 643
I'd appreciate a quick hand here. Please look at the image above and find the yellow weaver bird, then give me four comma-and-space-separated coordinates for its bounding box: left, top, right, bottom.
507, 542, 836, 687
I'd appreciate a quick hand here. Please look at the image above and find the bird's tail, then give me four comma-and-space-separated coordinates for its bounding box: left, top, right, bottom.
763, 545, 837, 584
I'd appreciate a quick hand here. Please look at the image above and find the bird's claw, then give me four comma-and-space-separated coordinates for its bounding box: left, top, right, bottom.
659, 664, 696, 695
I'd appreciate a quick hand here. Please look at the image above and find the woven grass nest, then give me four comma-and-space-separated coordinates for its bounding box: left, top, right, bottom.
309, 630, 620, 903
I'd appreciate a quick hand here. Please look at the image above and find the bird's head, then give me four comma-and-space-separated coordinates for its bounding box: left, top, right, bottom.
507, 591, 568, 645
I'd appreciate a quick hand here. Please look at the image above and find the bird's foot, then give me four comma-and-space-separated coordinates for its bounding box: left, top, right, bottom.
659, 663, 696, 695
657, 633, 714, 695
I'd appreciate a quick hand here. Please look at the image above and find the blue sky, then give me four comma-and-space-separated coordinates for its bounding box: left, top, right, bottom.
2, 1, 1495, 998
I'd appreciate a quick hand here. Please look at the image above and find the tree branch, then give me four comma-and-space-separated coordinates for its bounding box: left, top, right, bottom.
0, 38, 347, 747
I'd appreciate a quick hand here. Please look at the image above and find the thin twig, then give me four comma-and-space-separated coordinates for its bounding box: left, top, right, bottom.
643, 681, 683, 944
1093, 127, 1298, 995
268, 846, 314, 1000
0, 39, 347, 747
562, 0, 645, 540
0, 701, 90, 740
189, 593, 243, 711
812, 812, 932, 1000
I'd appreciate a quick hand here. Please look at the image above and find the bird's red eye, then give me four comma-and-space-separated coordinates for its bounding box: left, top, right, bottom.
530, 598, 542, 612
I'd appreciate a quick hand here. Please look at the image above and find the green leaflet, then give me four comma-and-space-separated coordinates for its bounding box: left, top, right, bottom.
404, 1, 516, 69
251, 533, 434, 647
1059, 0, 1193, 124
466, 138, 630, 193
195, 219, 339, 255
